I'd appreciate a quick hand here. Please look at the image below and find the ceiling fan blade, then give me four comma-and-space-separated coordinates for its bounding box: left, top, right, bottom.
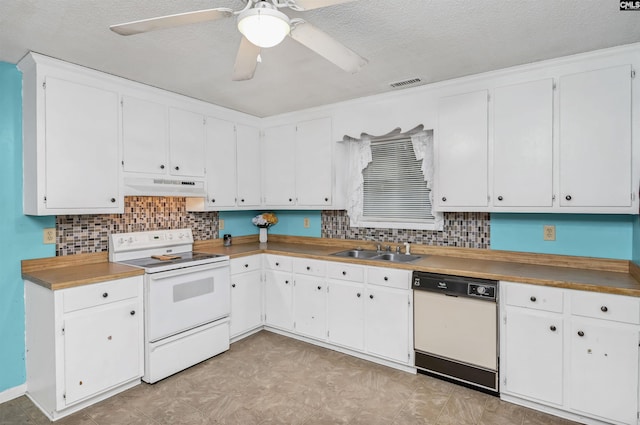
291, 0, 357, 11
290, 21, 367, 74
233, 37, 262, 81
110, 8, 234, 36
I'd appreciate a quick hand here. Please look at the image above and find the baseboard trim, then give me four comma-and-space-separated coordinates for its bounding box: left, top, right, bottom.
0, 384, 27, 404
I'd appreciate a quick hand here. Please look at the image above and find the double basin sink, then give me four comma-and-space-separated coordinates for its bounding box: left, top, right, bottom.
331, 249, 422, 263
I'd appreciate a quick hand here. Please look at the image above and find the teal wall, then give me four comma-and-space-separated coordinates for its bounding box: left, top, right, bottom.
0, 62, 55, 393
491, 213, 634, 260
218, 210, 321, 238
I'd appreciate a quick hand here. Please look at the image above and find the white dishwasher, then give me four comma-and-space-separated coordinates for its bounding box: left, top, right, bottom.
412, 271, 498, 393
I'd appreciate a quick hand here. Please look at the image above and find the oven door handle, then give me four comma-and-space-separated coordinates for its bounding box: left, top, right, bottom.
148, 262, 229, 279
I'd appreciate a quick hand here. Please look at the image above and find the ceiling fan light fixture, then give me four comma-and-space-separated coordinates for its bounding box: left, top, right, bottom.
237, 6, 290, 48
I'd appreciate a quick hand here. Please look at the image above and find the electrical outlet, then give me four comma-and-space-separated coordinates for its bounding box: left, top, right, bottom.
543, 225, 556, 241
303, 217, 310, 228
43, 228, 56, 244
219, 219, 225, 230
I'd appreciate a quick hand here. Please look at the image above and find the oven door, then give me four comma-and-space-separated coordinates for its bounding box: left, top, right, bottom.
146, 262, 230, 342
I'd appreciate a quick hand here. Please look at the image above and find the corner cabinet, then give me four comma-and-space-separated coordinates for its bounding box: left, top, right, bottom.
435, 90, 489, 210
19, 54, 122, 215
24, 277, 144, 421
500, 281, 640, 425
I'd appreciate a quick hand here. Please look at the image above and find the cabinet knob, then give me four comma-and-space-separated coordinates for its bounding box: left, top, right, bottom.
175, 166, 180, 171
601, 305, 608, 312
317, 286, 322, 290
383, 276, 389, 281
160, 164, 165, 169
275, 262, 280, 266
565, 195, 572, 201
342, 271, 347, 276
211, 199, 216, 203
289, 198, 292, 202
232, 283, 236, 288
369, 294, 374, 299
244, 264, 249, 268
357, 293, 361, 298
324, 197, 329, 202
441, 197, 447, 202
79, 380, 83, 385
549, 325, 556, 332
285, 280, 289, 284
102, 292, 109, 298
577, 330, 585, 337
307, 266, 311, 271
530, 296, 536, 302
110, 198, 116, 203
497, 196, 503, 201
240, 199, 245, 203
130, 310, 135, 316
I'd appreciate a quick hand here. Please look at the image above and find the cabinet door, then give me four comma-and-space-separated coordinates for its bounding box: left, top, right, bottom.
493, 79, 553, 208
569, 318, 639, 424
44, 77, 120, 210
296, 117, 333, 206
122, 96, 168, 175
205, 117, 237, 208
327, 279, 364, 351
230, 270, 262, 338
236, 124, 262, 207
168, 107, 205, 177
264, 270, 293, 330
559, 65, 632, 208
436, 90, 488, 208
293, 276, 327, 340
63, 300, 141, 405
365, 286, 410, 363
262, 124, 296, 206
502, 307, 563, 405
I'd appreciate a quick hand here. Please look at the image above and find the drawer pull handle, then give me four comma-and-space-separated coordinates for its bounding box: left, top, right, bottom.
244, 264, 249, 268
232, 284, 236, 288
342, 271, 347, 276
530, 296, 536, 302
102, 292, 109, 298
384, 276, 389, 281
369, 294, 374, 299
276, 262, 280, 266
565, 195, 572, 201
130, 310, 135, 316
307, 266, 311, 271
357, 293, 361, 298
600, 306, 608, 312
441, 197, 447, 202
549, 325, 556, 332
285, 280, 289, 284
577, 330, 585, 337
497, 196, 503, 201
317, 286, 322, 290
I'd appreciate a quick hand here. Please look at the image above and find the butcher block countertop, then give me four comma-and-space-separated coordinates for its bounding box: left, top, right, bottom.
22, 235, 640, 296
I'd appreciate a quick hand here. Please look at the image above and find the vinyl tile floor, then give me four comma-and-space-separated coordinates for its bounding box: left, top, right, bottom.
0, 331, 582, 425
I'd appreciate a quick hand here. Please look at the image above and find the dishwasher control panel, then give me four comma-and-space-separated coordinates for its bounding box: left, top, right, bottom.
412, 271, 497, 301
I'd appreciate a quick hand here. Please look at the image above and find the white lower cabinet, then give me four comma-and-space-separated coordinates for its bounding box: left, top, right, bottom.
365, 283, 411, 363
264, 255, 294, 331
327, 279, 365, 351
25, 276, 144, 420
501, 281, 640, 425
293, 276, 327, 340
229, 256, 263, 339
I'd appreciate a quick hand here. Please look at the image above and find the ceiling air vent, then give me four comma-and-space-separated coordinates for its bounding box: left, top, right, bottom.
389, 78, 422, 89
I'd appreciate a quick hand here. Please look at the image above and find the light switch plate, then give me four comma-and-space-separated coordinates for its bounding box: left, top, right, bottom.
543, 225, 556, 241
219, 219, 225, 230
43, 228, 56, 244
303, 218, 310, 228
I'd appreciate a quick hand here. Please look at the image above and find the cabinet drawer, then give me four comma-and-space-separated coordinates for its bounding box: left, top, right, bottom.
63, 276, 141, 313
293, 258, 326, 277
264, 255, 292, 272
504, 282, 563, 313
230, 255, 261, 274
327, 263, 364, 282
367, 267, 411, 290
571, 291, 640, 324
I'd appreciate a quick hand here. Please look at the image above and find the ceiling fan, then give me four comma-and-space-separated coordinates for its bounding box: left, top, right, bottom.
110, 0, 368, 81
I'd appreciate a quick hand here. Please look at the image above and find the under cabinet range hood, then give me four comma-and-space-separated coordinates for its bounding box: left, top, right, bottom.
123, 177, 206, 197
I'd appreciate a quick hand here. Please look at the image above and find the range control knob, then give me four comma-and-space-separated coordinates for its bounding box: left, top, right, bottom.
476, 286, 487, 295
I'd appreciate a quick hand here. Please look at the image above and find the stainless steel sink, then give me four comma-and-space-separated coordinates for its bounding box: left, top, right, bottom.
331, 249, 422, 263
331, 249, 380, 259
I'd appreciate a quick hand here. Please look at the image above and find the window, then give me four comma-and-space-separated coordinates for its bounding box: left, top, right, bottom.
344, 128, 442, 231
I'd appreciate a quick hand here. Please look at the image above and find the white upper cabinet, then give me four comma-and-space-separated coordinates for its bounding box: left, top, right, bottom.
435, 90, 489, 210
296, 117, 333, 206
19, 51, 123, 215
559, 65, 632, 209
168, 107, 206, 177
203, 117, 237, 208
236, 124, 262, 207
493, 79, 554, 208
121, 96, 168, 175
262, 124, 297, 206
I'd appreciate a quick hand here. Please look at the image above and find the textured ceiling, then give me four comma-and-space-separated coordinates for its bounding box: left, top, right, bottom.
1, 0, 639, 117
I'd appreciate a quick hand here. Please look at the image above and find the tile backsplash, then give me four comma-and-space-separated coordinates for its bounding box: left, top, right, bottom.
55, 198, 489, 255
321, 210, 490, 249
56, 197, 217, 256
